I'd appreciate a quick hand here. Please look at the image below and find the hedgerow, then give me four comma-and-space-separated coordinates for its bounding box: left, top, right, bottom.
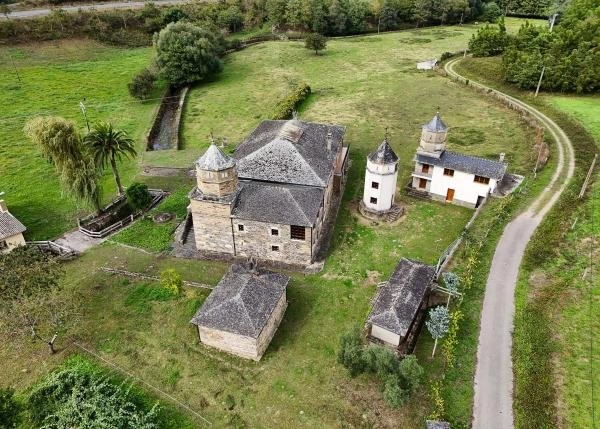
271, 83, 311, 120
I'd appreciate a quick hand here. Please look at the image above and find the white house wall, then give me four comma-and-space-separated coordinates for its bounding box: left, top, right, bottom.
428, 166, 497, 207
370, 324, 401, 346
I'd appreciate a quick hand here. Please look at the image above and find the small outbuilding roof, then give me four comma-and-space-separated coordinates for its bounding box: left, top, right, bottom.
0, 211, 26, 240
423, 113, 449, 133
417, 59, 438, 70
235, 120, 345, 187
368, 139, 399, 165
426, 421, 451, 429
417, 150, 507, 180
366, 258, 436, 337
190, 264, 289, 338
195, 143, 236, 171
232, 181, 323, 227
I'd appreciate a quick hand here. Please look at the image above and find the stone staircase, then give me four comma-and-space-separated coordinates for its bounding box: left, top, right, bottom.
404, 185, 429, 200
384, 205, 405, 222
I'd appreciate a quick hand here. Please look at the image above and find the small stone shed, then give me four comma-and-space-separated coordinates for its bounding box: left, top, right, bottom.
0, 199, 26, 253
365, 258, 436, 354
190, 264, 289, 361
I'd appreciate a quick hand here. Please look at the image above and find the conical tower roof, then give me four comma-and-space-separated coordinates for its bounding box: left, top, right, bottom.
422, 112, 448, 133
195, 143, 236, 171
368, 138, 399, 165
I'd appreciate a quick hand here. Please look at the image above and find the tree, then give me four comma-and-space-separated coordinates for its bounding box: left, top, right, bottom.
305, 32, 327, 55
426, 305, 450, 357
218, 5, 244, 32
481, 1, 502, 22
154, 22, 224, 87
125, 182, 152, 211
285, 0, 303, 29
468, 19, 509, 56
128, 67, 156, 100
84, 122, 137, 196
398, 354, 424, 392
24, 116, 101, 211
413, 0, 432, 27
0, 387, 22, 429
328, 0, 349, 35
379, 0, 399, 30
0, 247, 74, 354
347, 0, 371, 33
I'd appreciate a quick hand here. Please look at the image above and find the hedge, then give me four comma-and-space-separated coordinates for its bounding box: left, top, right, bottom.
271, 83, 311, 120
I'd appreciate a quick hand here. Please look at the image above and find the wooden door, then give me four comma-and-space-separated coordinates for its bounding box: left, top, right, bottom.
419, 178, 427, 189
446, 188, 455, 201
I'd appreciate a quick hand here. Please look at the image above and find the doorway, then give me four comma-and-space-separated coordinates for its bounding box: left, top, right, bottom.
446, 188, 455, 202
476, 195, 485, 208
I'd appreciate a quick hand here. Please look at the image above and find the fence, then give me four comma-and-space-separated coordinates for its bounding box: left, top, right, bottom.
27, 240, 77, 258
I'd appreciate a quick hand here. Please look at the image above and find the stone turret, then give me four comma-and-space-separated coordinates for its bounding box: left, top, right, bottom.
195, 143, 237, 198
417, 112, 448, 159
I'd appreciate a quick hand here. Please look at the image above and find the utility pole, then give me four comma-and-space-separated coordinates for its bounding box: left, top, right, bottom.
534, 13, 559, 97
79, 100, 90, 132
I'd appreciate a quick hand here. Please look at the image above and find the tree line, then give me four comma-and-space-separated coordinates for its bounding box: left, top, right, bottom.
469, 0, 600, 93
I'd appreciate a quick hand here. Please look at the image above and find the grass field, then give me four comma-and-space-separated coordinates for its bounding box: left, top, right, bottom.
0, 39, 159, 240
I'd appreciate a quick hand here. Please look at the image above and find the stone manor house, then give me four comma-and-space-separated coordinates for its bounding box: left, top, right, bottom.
188, 118, 349, 266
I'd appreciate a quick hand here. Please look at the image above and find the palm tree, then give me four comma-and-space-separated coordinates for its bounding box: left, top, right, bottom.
84, 122, 137, 196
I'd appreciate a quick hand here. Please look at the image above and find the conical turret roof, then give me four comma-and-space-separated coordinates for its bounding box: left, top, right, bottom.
368, 138, 399, 165
195, 143, 236, 171
422, 112, 448, 133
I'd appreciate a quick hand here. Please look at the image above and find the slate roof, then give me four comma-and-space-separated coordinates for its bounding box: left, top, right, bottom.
195, 143, 236, 171
190, 264, 289, 338
426, 421, 451, 429
423, 112, 449, 133
0, 211, 26, 240
368, 139, 399, 165
366, 258, 436, 337
232, 181, 323, 227
417, 150, 507, 180
235, 120, 345, 187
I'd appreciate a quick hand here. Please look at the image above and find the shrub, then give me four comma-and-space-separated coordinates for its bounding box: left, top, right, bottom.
160, 269, 182, 295
440, 51, 454, 62
128, 68, 157, 100
364, 345, 399, 381
337, 325, 365, 377
305, 33, 327, 55
126, 182, 153, 211
0, 387, 22, 429
271, 83, 311, 120
382, 375, 409, 409
398, 354, 423, 393
468, 19, 509, 57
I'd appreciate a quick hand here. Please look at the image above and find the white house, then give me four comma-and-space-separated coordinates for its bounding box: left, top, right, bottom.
0, 199, 26, 253
409, 113, 507, 208
362, 137, 399, 212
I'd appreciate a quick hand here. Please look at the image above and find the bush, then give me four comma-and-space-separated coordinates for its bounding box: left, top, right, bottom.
382, 375, 409, 409
0, 387, 22, 429
364, 345, 399, 381
440, 51, 454, 62
160, 269, 182, 295
271, 83, 311, 120
126, 182, 153, 211
398, 354, 423, 392
128, 68, 157, 100
468, 19, 509, 57
337, 326, 365, 377
481, 2, 502, 23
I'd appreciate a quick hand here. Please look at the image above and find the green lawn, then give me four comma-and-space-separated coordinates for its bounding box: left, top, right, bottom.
0, 39, 160, 240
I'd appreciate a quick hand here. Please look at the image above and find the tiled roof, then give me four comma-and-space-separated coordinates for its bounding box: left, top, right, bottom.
235, 120, 345, 187
368, 138, 399, 165
417, 150, 507, 180
366, 258, 436, 337
195, 143, 236, 171
0, 211, 26, 240
190, 264, 289, 338
232, 181, 323, 227
423, 112, 448, 133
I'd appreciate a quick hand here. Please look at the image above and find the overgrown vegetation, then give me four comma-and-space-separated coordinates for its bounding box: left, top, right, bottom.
272, 83, 312, 119
128, 67, 158, 100
126, 182, 153, 212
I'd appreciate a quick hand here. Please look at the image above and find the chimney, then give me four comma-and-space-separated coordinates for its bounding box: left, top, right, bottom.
499, 153, 505, 163
326, 131, 333, 151
0, 200, 6, 213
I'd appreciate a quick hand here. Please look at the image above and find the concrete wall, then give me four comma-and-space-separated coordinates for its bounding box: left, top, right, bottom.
363, 159, 398, 211
255, 292, 287, 360
370, 324, 401, 347
233, 219, 313, 264
1, 233, 25, 253
191, 199, 236, 254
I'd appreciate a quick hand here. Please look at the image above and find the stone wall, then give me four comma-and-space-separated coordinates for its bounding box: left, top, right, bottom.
198, 326, 258, 360
190, 199, 235, 254
255, 293, 287, 360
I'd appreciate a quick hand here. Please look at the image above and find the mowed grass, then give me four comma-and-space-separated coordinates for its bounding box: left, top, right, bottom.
0, 39, 160, 240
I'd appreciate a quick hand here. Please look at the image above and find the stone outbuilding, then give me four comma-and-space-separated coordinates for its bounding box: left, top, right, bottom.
190, 264, 289, 361
365, 258, 436, 355
408, 112, 507, 208
0, 199, 26, 253
187, 118, 349, 266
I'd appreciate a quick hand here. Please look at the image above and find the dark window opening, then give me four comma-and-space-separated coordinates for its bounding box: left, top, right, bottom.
290, 225, 306, 240
443, 168, 455, 177
422, 164, 430, 174
371, 181, 379, 189
474, 175, 490, 184
271, 245, 279, 252
0, 240, 6, 249
370, 197, 377, 204
271, 228, 279, 236
238, 224, 244, 232
419, 178, 427, 189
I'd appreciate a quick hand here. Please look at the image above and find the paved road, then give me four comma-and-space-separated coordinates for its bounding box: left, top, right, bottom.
1, 0, 192, 19
445, 58, 575, 429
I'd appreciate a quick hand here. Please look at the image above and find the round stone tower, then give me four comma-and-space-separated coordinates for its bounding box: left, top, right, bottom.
362, 137, 399, 212
195, 143, 237, 198
418, 112, 448, 158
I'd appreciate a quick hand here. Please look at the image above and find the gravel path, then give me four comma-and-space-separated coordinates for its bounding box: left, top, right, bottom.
445, 57, 575, 429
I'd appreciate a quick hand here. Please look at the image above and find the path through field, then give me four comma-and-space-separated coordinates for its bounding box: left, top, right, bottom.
445, 57, 576, 429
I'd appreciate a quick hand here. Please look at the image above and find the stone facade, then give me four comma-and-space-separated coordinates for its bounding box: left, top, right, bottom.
190, 198, 236, 254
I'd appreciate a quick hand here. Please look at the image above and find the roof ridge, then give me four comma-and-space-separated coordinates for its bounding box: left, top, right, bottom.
283, 187, 310, 225
445, 150, 505, 165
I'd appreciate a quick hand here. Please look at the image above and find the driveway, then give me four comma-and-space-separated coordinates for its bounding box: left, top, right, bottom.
444, 57, 575, 429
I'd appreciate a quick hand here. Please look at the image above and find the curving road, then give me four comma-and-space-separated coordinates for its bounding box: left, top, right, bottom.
1, 0, 194, 20
445, 57, 575, 429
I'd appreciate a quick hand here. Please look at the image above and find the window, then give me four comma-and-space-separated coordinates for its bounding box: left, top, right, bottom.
0, 240, 6, 250
474, 175, 490, 184
271, 228, 279, 236
443, 168, 455, 177
290, 225, 306, 240
271, 245, 280, 252
419, 178, 427, 189
371, 181, 379, 189
238, 224, 244, 232
370, 197, 377, 204
421, 164, 430, 174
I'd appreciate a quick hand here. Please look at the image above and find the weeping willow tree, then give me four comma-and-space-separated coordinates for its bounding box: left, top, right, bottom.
24, 116, 101, 212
